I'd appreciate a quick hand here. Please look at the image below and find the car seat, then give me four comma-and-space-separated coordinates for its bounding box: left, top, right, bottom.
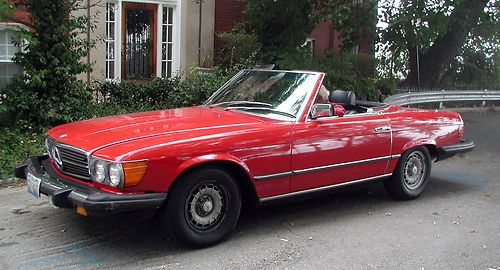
329, 90, 358, 114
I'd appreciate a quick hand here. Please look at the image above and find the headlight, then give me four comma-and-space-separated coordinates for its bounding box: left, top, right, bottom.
93, 160, 107, 183
89, 156, 147, 188
108, 163, 123, 187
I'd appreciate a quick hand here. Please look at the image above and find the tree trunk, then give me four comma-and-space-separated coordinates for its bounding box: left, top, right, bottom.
402, 0, 489, 88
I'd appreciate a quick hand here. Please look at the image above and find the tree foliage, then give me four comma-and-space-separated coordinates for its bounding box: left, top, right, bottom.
214, 31, 261, 68
0, 0, 94, 129
242, 0, 378, 61
378, 0, 498, 87
441, 45, 499, 89
317, 0, 378, 51
0, 0, 14, 21
242, 0, 318, 63
242, 0, 383, 98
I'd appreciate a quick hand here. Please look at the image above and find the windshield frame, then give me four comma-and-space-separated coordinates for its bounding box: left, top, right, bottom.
203, 69, 324, 122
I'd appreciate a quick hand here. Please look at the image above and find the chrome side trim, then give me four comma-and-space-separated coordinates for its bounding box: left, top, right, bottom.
293, 155, 391, 175
260, 173, 393, 203
253, 155, 398, 181
253, 171, 293, 181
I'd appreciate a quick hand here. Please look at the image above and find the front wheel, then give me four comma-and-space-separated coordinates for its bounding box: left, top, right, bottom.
160, 168, 241, 248
384, 146, 432, 200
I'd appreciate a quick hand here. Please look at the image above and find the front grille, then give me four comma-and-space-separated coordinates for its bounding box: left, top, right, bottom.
57, 146, 91, 180
47, 137, 91, 181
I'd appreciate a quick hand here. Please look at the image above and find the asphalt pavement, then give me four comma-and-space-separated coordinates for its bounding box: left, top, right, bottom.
0, 111, 499, 270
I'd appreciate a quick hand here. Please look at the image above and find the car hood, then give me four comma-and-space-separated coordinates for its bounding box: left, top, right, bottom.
47, 106, 266, 153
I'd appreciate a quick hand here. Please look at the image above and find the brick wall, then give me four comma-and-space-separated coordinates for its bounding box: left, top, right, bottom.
309, 21, 340, 56
1, 1, 30, 26
215, 0, 246, 34
11, 9, 30, 25
308, 21, 372, 56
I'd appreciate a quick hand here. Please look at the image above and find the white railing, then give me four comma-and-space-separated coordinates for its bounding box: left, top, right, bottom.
384, 89, 500, 107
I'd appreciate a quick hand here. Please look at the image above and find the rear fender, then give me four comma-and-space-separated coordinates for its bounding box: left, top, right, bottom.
402, 139, 437, 152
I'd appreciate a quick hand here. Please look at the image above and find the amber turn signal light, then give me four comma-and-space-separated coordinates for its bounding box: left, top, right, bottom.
76, 206, 88, 216
123, 161, 148, 187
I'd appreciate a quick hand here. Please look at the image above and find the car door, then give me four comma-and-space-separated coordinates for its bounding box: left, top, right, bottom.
291, 113, 392, 191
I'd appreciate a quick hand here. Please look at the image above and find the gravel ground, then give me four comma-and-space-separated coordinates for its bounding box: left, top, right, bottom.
0, 111, 499, 270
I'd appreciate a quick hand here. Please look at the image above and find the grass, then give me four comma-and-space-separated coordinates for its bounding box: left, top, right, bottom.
0, 128, 45, 181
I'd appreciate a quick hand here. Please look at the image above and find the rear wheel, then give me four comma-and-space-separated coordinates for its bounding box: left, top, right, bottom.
384, 146, 432, 200
160, 168, 241, 247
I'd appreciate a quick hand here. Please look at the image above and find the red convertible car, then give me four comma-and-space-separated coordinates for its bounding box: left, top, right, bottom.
16, 70, 474, 247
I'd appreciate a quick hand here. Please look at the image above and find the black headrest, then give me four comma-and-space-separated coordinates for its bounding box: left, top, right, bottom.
329, 90, 356, 106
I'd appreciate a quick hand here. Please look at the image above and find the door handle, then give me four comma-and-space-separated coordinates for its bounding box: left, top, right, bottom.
374, 126, 391, 132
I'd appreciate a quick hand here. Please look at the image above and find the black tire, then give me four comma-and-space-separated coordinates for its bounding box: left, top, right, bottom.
160, 167, 241, 248
384, 146, 432, 200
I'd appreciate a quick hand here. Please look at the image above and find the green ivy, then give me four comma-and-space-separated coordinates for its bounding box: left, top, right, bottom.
0, 0, 94, 130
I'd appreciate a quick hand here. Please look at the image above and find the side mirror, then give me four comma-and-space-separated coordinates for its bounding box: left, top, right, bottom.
311, 104, 333, 119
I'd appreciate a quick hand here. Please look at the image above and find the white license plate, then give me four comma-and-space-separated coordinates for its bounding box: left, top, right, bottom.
27, 173, 42, 198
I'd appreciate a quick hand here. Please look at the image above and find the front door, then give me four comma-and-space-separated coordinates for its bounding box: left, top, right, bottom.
291, 114, 392, 191
122, 3, 157, 80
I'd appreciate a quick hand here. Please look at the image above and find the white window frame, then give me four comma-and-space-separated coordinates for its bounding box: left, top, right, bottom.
159, 5, 175, 78
351, 44, 360, 55
0, 23, 26, 62
105, 2, 118, 80
107, 0, 180, 81
303, 38, 315, 56
0, 23, 26, 86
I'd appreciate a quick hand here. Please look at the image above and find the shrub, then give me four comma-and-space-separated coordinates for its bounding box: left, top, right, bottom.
90, 69, 233, 118
1, 79, 93, 129
0, 0, 93, 130
214, 31, 261, 68
275, 48, 319, 70
0, 127, 45, 180
375, 77, 399, 97
277, 49, 382, 101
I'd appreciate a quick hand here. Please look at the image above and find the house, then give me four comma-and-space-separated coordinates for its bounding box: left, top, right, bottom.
1, 0, 217, 84
0, 0, 373, 86
79, 0, 215, 81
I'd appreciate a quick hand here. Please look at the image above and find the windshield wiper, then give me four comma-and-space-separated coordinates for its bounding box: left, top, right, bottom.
210, 101, 273, 108
225, 107, 296, 119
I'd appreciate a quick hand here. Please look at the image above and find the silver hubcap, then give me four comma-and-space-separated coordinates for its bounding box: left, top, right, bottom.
403, 151, 426, 190
186, 183, 226, 231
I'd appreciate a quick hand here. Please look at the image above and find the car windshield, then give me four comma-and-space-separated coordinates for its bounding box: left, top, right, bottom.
204, 70, 320, 119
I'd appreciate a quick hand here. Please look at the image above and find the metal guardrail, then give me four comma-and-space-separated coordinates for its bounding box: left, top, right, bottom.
384, 89, 500, 107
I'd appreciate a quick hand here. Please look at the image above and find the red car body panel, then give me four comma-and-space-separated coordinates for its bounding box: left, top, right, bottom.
291, 114, 392, 191
46, 73, 465, 200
